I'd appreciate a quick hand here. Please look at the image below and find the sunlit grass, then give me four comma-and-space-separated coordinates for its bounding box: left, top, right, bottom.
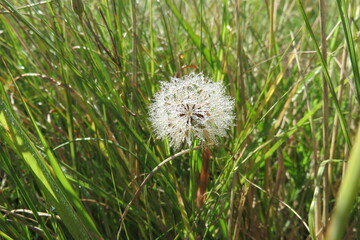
0, 0, 359, 239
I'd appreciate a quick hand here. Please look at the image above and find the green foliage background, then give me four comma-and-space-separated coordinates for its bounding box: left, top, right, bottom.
0, 0, 359, 239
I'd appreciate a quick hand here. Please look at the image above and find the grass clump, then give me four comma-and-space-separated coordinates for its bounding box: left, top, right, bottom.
0, 0, 359, 239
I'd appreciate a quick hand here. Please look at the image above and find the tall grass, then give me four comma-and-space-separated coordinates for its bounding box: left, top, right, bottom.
0, 0, 359, 239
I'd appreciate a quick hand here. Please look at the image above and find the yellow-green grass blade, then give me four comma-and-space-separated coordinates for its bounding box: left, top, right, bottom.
326, 126, 360, 240
15, 86, 101, 235
0, 147, 54, 240
0, 87, 99, 239
0, 230, 13, 240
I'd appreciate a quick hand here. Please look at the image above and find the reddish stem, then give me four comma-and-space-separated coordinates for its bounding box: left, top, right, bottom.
196, 147, 211, 208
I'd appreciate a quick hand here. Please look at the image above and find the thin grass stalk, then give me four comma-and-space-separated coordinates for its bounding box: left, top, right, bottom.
130, 0, 139, 183
61, 63, 77, 170
291, 31, 320, 239
290, 32, 318, 164
264, 0, 276, 198
200, 0, 203, 71
319, 0, 329, 237
236, 0, 247, 128
228, 1, 245, 236
150, 0, 154, 77
269, 0, 275, 57
228, 162, 236, 239
50, 2, 78, 170
329, 44, 348, 180
131, 0, 137, 89
229, 142, 248, 239
294, 50, 320, 240
341, 87, 354, 180
232, 185, 247, 240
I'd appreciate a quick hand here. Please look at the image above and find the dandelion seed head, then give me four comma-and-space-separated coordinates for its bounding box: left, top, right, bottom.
149, 72, 235, 150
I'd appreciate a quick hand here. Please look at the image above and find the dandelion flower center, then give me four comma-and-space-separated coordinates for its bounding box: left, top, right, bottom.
179, 104, 205, 125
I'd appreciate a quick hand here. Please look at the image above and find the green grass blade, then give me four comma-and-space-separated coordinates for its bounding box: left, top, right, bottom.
335, 0, 360, 102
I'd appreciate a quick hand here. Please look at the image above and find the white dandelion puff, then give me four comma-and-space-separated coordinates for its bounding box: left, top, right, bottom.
148, 72, 235, 150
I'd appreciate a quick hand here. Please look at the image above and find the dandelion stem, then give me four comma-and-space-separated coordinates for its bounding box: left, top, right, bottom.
196, 147, 211, 208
